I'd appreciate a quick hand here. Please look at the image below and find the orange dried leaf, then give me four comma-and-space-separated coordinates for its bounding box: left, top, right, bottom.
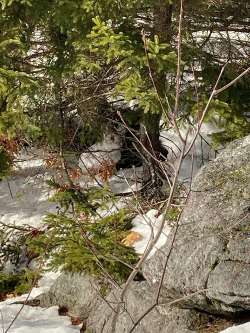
70, 316, 82, 325
121, 231, 142, 247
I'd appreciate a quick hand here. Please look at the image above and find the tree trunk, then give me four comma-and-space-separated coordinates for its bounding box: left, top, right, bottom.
140, 2, 173, 189
140, 112, 162, 185
153, 1, 173, 43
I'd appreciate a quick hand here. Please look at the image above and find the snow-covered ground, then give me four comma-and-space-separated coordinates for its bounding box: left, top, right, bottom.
0, 154, 78, 332
108, 166, 143, 194
0, 272, 80, 333
0, 152, 56, 228
220, 323, 250, 333
78, 133, 121, 175
78, 134, 143, 193
78, 124, 220, 187
2, 139, 245, 333
0, 174, 55, 228
0, 147, 146, 333
160, 122, 220, 182
131, 209, 171, 258
0, 305, 80, 333
96, 196, 131, 218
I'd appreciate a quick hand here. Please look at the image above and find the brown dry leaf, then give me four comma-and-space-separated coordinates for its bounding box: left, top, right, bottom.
44, 154, 62, 169
6, 293, 16, 299
121, 231, 142, 247
0, 135, 19, 157
69, 168, 82, 180
98, 160, 116, 182
70, 316, 82, 326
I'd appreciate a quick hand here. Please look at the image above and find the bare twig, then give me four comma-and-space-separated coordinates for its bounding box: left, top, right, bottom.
213, 66, 250, 96
173, 0, 184, 117
184, 62, 227, 158
129, 288, 208, 333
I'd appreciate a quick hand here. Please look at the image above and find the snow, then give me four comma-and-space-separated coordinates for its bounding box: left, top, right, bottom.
0, 304, 79, 333
131, 209, 171, 258
0, 174, 55, 228
35, 271, 61, 294
78, 134, 143, 194
160, 122, 220, 182
108, 166, 143, 194
1, 147, 145, 333
0, 151, 57, 273
0, 150, 55, 227
0, 151, 56, 228
220, 322, 250, 333
96, 197, 131, 218
193, 31, 249, 59
78, 122, 221, 188
0, 271, 81, 333
79, 133, 121, 174
0, 173, 72, 333
14, 153, 45, 173
0, 137, 221, 331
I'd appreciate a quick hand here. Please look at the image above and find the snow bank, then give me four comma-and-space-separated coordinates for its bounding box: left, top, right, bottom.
78, 133, 143, 194
96, 197, 131, 218
35, 271, 61, 294
0, 174, 55, 228
193, 31, 249, 59
14, 150, 45, 174
79, 134, 121, 174
0, 150, 57, 272
0, 304, 79, 333
131, 209, 171, 258
0, 271, 78, 333
108, 166, 143, 194
78, 123, 221, 188
220, 322, 250, 333
160, 122, 220, 181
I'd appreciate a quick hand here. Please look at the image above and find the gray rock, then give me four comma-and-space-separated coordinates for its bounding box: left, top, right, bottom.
143, 135, 250, 315
87, 281, 207, 333
37, 272, 101, 319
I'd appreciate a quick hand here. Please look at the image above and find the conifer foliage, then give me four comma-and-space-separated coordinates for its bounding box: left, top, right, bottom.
28, 182, 138, 282
0, 0, 249, 284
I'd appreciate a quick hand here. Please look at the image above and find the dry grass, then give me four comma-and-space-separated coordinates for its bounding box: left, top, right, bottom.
198, 317, 234, 333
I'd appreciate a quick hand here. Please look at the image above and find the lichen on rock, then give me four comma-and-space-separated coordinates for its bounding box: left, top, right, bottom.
143, 135, 250, 315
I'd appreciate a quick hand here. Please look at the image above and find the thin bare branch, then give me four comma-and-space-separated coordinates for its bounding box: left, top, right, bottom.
173, 0, 184, 117
213, 66, 250, 96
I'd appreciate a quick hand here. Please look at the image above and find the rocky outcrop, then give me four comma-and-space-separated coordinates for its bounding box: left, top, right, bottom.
36, 274, 209, 332
143, 135, 250, 315
34, 135, 250, 331
87, 281, 207, 333
37, 273, 101, 319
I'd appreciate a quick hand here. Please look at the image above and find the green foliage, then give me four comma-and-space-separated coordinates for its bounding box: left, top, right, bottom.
78, 123, 104, 148
29, 211, 137, 282
0, 270, 39, 296
1, 0, 248, 150
0, 272, 23, 296
86, 18, 177, 114
0, 0, 249, 298
29, 182, 138, 283
0, 222, 31, 270
88, 17, 134, 63
0, 148, 12, 179
0, 70, 41, 139
211, 121, 250, 147
191, 97, 250, 147
196, 63, 250, 145
165, 206, 181, 222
